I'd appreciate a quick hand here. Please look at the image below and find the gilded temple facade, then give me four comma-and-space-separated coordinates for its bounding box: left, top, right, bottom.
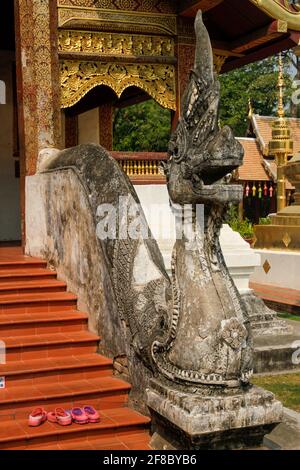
1, 0, 300, 242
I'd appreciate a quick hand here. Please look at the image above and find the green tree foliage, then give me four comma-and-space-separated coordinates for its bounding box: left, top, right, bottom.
219, 55, 293, 136
113, 100, 171, 151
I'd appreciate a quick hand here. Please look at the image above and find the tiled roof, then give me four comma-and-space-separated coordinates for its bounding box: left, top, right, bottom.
237, 138, 271, 181
252, 114, 300, 156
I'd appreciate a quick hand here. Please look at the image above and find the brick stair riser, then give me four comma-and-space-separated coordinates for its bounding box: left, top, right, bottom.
0, 423, 149, 450
0, 391, 129, 420
0, 286, 66, 296
0, 300, 77, 314
0, 319, 87, 338
0, 274, 57, 284
4, 364, 113, 388
5, 341, 98, 361
0, 263, 47, 271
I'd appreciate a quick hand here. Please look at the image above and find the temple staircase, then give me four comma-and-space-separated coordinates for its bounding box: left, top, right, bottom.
0, 247, 150, 450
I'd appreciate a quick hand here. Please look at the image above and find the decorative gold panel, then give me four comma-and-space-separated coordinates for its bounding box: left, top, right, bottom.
57, 7, 177, 35
57, 1, 176, 14
61, 60, 176, 109
59, 30, 174, 57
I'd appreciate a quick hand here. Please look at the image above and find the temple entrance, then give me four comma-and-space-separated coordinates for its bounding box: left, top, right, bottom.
0, 1, 21, 242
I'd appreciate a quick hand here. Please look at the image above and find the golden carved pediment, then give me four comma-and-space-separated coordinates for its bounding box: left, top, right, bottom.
250, 0, 300, 31
60, 60, 176, 110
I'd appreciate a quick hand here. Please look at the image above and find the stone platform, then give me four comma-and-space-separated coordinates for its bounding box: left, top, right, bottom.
147, 379, 282, 450
265, 408, 300, 450
254, 319, 300, 373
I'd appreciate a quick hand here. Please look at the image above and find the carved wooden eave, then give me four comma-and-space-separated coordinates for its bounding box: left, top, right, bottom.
179, 0, 300, 73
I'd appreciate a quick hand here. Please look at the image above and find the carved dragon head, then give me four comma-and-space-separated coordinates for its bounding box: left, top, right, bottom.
165, 11, 244, 206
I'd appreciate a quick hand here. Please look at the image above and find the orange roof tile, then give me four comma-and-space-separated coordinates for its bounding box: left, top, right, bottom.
237, 138, 271, 182
252, 114, 300, 156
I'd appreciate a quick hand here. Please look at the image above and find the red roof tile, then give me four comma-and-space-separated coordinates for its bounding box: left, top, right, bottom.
237, 138, 271, 181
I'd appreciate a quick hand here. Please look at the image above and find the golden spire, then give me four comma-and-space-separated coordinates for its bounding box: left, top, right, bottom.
277, 53, 285, 118
268, 53, 293, 212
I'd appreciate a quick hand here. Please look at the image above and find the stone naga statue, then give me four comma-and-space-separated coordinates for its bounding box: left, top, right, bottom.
152, 10, 253, 388
37, 11, 281, 449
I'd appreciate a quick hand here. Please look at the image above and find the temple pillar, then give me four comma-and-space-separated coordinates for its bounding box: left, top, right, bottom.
99, 103, 113, 151
15, 0, 61, 177
64, 112, 78, 149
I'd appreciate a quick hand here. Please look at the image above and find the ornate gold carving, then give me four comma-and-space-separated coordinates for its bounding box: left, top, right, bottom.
213, 53, 227, 74
59, 30, 174, 57
250, 0, 300, 31
60, 60, 176, 110
57, 0, 176, 14
18, 0, 61, 175
57, 7, 177, 35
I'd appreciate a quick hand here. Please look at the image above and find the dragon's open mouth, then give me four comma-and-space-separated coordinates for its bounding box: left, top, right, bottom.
196, 164, 238, 185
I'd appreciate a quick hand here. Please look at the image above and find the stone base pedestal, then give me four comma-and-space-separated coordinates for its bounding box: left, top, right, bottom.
147, 379, 282, 450
242, 292, 292, 337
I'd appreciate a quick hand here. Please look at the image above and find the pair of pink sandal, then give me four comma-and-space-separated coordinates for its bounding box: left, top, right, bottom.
71, 406, 100, 424
28, 406, 100, 427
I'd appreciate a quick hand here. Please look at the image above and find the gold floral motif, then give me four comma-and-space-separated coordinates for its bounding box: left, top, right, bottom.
59, 30, 174, 57
60, 60, 176, 110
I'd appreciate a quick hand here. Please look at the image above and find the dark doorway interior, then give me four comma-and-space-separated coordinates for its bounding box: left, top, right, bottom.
0, 1, 21, 242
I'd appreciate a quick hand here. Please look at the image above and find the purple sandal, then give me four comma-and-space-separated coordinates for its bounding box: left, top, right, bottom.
71, 407, 89, 424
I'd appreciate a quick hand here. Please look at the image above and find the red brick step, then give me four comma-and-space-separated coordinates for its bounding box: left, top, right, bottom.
0, 408, 150, 450
0, 247, 150, 449
0, 279, 67, 295
0, 377, 132, 420
0, 268, 57, 283
1, 354, 113, 387
0, 310, 88, 337
3, 331, 99, 361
